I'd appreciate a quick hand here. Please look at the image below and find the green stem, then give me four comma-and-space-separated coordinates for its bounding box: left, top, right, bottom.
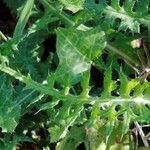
0, 65, 150, 106
42, 0, 75, 27
106, 44, 140, 66
0, 64, 59, 96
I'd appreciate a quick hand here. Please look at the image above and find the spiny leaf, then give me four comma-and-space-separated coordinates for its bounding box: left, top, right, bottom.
134, 82, 149, 97
59, 0, 85, 13
103, 0, 150, 33
42, 0, 75, 27
84, 0, 107, 15
119, 71, 139, 98
88, 102, 100, 128
101, 65, 117, 98
55, 27, 106, 83
13, 30, 49, 80
56, 126, 85, 150
0, 75, 20, 132
48, 102, 84, 142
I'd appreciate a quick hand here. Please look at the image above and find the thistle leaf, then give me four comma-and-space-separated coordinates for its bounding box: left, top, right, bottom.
102, 65, 117, 98
103, 0, 150, 33
55, 27, 106, 83
0, 75, 20, 132
59, 0, 85, 13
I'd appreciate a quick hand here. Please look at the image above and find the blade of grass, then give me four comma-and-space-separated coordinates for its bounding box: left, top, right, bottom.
13, 0, 34, 38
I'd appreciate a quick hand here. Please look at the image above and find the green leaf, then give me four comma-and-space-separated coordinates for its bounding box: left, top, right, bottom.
134, 104, 150, 122
48, 101, 84, 142
80, 70, 90, 97
13, 29, 49, 80
119, 71, 139, 98
88, 102, 100, 128
56, 126, 85, 150
123, 0, 135, 13
101, 65, 117, 98
30, 9, 59, 32
55, 27, 106, 83
3, 0, 26, 12
134, 82, 149, 97
42, 0, 75, 27
84, 0, 106, 15
144, 84, 150, 98
47, 73, 55, 89
111, 0, 121, 11
0, 75, 20, 132
48, 125, 68, 142
121, 111, 131, 138
13, 0, 34, 37
103, 0, 150, 33
119, 71, 128, 97
0, 135, 32, 150
86, 119, 106, 150
135, 0, 149, 15
37, 100, 60, 113
59, 0, 85, 13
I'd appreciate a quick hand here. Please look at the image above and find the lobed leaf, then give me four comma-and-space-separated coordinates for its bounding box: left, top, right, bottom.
103, 0, 150, 34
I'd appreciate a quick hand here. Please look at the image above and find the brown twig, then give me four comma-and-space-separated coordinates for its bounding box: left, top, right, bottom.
134, 122, 149, 147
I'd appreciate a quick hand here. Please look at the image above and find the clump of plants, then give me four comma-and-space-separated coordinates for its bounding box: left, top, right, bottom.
0, 0, 150, 149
